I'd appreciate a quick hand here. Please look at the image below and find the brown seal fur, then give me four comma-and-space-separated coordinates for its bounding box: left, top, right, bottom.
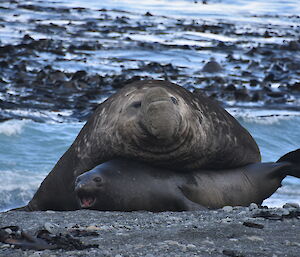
19, 80, 260, 211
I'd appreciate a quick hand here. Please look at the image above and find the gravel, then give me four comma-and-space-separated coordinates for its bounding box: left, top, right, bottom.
0, 206, 299, 257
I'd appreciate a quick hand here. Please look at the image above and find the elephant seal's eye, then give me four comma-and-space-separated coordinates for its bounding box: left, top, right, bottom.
132, 101, 141, 108
170, 97, 178, 105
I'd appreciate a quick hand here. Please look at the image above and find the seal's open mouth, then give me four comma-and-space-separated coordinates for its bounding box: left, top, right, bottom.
77, 192, 96, 208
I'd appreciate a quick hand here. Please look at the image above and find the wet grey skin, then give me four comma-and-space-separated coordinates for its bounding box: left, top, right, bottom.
75, 149, 300, 211
17, 80, 260, 211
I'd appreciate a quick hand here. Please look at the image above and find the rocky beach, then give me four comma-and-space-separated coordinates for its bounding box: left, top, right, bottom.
1, 205, 300, 257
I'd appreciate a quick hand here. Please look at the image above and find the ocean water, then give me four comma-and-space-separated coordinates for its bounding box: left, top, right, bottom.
0, 110, 300, 211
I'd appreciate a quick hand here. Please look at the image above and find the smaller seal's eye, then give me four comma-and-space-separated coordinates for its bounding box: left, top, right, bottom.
170, 97, 178, 105
132, 101, 141, 108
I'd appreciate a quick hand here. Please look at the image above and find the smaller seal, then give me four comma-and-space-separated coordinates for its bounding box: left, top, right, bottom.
75, 159, 205, 212
75, 149, 300, 211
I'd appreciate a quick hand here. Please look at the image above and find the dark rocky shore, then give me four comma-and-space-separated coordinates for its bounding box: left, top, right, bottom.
0, 205, 299, 257
1, 0, 300, 122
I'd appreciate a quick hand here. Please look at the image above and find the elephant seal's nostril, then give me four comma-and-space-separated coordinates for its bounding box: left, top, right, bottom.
170, 97, 178, 105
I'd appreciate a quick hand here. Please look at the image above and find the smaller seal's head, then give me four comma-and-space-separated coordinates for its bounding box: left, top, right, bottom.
74, 169, 105, 209
74, 161, 127, 210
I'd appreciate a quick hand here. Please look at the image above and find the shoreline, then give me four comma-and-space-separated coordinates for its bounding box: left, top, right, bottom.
1, 206, 299, 256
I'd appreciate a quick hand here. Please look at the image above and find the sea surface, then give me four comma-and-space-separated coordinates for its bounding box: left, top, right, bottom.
0, 0, 300, 211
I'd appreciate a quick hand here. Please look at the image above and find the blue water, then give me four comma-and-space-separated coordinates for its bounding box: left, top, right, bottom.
0, 110, 300, 211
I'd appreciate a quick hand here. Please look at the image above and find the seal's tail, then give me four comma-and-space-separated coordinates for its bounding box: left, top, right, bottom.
277, 149, 300, 178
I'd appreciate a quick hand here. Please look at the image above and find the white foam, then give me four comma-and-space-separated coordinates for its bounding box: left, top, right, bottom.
0, 170, 46, 211
0, 119, 29, 136
2, 109, 74, 123
0, 170, 45, 191
227, 108, 300, 124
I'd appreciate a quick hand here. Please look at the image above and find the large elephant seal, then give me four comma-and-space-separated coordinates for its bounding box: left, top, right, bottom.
75, 149, 300, 211
20, 80, 260, 211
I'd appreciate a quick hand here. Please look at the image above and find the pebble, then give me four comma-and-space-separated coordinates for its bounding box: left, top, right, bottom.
202, 57, 223, 73
164, 240, 180, 246
28, 253, 42, 257
202, 239, 215, 245
44, 222, 60, 234
285, 240, 300, 247
283, 203, 299, 209
186, 243, 196, 249
4, 228, 12, 234
222, 206, 233, 212
281, 208, 290, 216
46, 210, 56, 214
222, 249, 243, 257
249, 203, 258, 210
243, 221, 264, 229
0, 244, 11, 248
86, 225, 102, 231
221, 217, 232, 223
246, 236, 264, 242
238, 211, 247, 216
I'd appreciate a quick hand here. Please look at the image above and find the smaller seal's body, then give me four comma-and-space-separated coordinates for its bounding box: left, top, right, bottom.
75, 149, 300, 211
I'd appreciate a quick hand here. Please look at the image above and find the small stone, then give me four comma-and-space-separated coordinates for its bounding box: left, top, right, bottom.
238, 211, 247, 216
28, 253, 42, 257
243, 221, 264, 229
222, 206, 233, 212
46, 210, 56, 214
44, 222, 59, 233
202, 57, 223, 73
145, 254, 155, 257
4, 228, 12, 234
86, 225, 101, 231
202, 239, 214, 245
165, 240, 180, 246
284, 240, 300, 246
283, 203, 299, 209
249, 203, 258, 210
223, 249, 244, 257
0, 244, 11, 248
289, 242, 300, 247
281, 208, 290, 216
222, 217, 232, 223
186, 244, 196, 250
247, 236, 264, 242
